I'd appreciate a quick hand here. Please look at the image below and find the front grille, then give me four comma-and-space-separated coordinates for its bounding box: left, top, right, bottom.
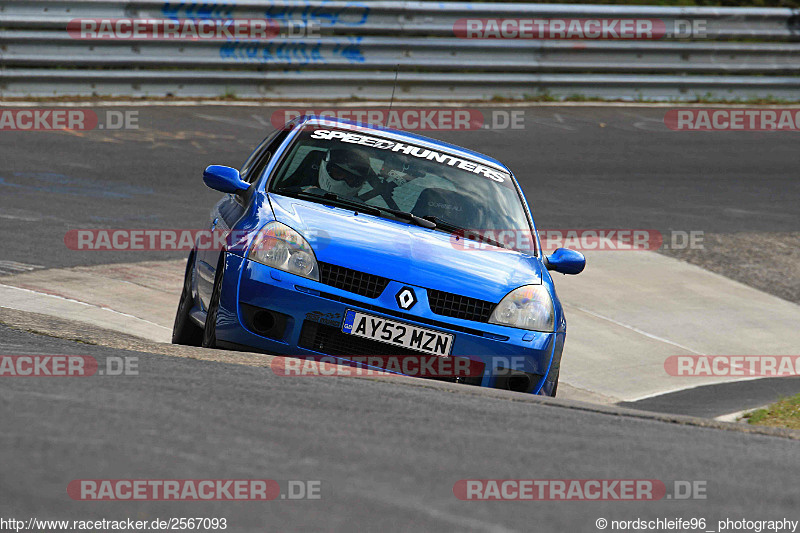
316, 291, 492, 338
318, 262, 390, 299
297, 320, 485, 386
298, 320, 426, 357
427, 289, 495, 323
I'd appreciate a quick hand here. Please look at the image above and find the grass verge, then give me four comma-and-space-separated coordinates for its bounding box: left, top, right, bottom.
744, 393, 800, 429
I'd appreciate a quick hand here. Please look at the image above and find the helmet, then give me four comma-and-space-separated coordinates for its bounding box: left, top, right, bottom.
379, 152, 424, 182
378, 152, 411, 182
318, 149, 370, 197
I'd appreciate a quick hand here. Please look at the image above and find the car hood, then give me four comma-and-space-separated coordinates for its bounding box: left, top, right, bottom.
268, 194, 542, 302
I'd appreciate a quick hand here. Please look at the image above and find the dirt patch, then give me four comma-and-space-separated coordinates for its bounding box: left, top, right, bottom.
658, 232, 800, 305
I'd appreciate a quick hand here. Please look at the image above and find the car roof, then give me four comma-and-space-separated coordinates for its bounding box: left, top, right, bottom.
293, 115, 512, 174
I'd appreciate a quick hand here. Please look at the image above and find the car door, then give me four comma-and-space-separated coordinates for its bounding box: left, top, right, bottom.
196, 128, 287, 310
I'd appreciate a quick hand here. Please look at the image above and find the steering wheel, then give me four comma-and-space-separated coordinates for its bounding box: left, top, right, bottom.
357, 173, 402, 210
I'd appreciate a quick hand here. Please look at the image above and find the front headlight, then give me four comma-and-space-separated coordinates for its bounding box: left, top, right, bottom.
248, 221, 319, 281
489, 285, 554, 332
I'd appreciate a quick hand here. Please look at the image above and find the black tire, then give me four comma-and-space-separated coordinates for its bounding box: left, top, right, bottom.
546, 374, 559, 397
542, 356, 561, 397
202, 253, 226, 349
172, 250, 203, 346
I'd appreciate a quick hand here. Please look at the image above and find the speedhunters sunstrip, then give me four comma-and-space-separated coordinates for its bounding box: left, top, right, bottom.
172, 116, 585, 396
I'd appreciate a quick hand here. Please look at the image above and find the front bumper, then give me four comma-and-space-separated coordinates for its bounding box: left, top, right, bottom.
215, 253, 564, 395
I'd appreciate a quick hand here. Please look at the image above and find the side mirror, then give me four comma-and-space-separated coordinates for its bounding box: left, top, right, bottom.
545, 248, 586, 275
203, 165, 249, 194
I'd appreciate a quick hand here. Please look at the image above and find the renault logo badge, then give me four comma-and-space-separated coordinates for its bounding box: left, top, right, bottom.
395, 287, 417, 310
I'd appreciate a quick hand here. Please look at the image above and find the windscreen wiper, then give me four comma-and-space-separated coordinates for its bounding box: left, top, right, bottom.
280, 189, 435, 230
369, 204, 436, 229
421, 215, 508, 250
278, 189, 382, 217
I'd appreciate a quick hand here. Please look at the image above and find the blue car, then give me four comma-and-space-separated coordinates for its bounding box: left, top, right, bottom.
172, 116, 585, 396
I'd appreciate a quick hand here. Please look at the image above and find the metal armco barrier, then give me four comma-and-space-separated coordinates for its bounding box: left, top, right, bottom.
1, 0, 799, 101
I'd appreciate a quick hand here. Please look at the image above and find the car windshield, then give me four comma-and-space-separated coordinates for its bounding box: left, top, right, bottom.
268, 126, 535, 253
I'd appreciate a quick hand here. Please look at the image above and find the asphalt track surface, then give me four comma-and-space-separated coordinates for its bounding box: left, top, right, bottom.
621, 376, 800, 418
1, 105, 798, 269
1, 323, 799, 531
2, 105, 799, 530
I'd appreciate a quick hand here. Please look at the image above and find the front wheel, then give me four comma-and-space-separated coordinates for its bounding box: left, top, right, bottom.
541, 355, 561, 397
202, 254, 225, 348
172, 250, 203, 346
542, 372, 559, 397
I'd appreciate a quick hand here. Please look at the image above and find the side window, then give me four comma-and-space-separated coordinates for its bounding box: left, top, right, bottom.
240, 130, 279, 182
243, 129, 292, 184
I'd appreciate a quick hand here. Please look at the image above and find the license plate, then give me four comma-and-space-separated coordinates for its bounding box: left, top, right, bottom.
341, 309, 454, 357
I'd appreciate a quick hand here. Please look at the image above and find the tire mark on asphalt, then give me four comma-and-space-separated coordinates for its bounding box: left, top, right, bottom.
0, 284, 172, 332
566, 303, 705, 356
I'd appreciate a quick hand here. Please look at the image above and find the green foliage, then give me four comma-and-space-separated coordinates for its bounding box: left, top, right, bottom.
744, 394, 800, 430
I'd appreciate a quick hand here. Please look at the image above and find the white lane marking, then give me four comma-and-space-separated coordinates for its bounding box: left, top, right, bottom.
585, 308, 792, 403
0, 343, 36, 355
357, 489, 518, 533
0, 284, 171, 332
528, 114, 576, 130
569, 304, 705, 356
714, 405, 768, 423
194, 113, 264, 129
0, 347, 52, 355
579, 310, 777, 403
0, 389, 80, 402
250, 113, 273, 127
0, 213, 44, 222
0, 261, 45, 275
564, 305, 774, 403
627, 375, 765, 403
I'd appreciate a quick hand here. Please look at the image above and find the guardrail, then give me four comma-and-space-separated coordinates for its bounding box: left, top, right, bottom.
1, 0, 799, 101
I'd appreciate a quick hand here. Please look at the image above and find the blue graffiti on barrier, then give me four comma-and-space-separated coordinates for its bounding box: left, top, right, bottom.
161, 2, 237, 20
161, 1, 370, 26
263, 1, 370, 27
219, 37, 364, 65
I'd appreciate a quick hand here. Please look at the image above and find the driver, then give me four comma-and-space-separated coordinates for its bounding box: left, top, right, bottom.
317, 148, 371, 198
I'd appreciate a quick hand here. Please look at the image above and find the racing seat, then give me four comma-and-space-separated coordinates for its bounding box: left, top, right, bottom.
410, 188, 485, 228
281, 150, 326, 190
